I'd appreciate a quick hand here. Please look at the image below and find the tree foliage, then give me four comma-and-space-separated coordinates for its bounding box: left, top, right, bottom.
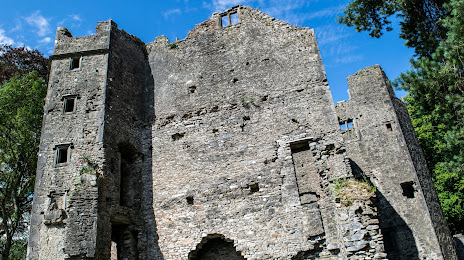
0, 72, 47, 259
337, 0, 449, 57
0, 45, 49, 85
339, 0, 464, 234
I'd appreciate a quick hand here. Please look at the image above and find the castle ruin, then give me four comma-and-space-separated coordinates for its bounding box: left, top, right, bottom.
27, 6, 458, 260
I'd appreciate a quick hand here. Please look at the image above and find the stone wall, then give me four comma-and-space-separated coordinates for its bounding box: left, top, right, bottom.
28, 21, 111, 259
336, 65, 457, 259
148, 6, 384, 259
28, 5, 458, 260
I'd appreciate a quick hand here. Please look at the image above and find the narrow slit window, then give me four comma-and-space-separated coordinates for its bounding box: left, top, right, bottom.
63, 96, 76, 113
70, 57, 81, 70
56, 145, 70, 165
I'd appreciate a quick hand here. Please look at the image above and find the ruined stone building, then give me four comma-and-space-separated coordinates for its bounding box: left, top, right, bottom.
27, 5, 459, 260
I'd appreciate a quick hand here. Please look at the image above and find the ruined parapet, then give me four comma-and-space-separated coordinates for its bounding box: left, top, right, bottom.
53, 21, 113, 55
336, 65, 457, 259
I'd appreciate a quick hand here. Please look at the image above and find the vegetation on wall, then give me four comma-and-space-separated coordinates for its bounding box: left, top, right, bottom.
339, 0, 464, 234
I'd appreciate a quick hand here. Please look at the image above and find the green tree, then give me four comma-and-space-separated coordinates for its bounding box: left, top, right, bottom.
395, 0, 464, 234
0, 72, 47, 259
339, 0, 464, 234
337, 0, 449, 57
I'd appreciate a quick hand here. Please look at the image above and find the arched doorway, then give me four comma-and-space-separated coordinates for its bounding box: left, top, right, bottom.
188, 234, 245, 260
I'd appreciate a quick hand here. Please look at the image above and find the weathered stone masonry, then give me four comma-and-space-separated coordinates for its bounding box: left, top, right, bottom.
28, 5, 458, 260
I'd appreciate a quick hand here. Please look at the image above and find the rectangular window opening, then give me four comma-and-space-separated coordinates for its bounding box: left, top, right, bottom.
56, 145, 70, 165
70, 57, 81, 70
63, 96, 76, 113
347, 119, 353, 129
339, 119, 354, 131
221, 15, 230, 27
230, 13, 239, 25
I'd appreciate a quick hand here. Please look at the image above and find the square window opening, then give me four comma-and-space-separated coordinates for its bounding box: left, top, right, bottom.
339, 123, 347, 130
347, 121, 353, 129
70, 57, 80, 70
63, 97, 76, 113
386, 122, 393, 131
56, 146, 70, 165
401, 181, 415, 198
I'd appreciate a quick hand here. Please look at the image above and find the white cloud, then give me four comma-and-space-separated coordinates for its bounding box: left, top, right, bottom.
335, 55, 363, 64
69, 14, 81, 21
206, 0, 249, 12
0, 28, 15, 45
164, 9, 182, 19
315, 25, 350, 46
39, 37, 51, 43
24, 11, 51, 37
304, 5, 344, 20
57, 14, 82, 28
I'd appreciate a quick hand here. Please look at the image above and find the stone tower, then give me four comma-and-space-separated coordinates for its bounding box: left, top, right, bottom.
28, 5, 457, 260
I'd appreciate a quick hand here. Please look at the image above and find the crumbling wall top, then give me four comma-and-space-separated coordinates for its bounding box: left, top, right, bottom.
52, 20, 116, 56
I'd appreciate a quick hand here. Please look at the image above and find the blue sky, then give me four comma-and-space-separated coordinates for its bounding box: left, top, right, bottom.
0, 0, 414, 102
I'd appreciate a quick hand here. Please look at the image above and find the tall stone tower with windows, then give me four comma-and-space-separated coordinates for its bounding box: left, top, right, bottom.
27, 21, 158, 259
28, 6, 458, 260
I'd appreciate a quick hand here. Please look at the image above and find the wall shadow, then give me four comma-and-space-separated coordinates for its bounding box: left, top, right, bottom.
142, 56, 165, 259
453, 235, 464, 260
350, 159, 419, 260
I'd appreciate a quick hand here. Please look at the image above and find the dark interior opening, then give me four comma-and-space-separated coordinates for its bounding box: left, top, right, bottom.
290, 141, 310, 153
249, 183, 259, 193
386, 122, 393, 131
186, 196, 194, 205
111, 225, 139, 260
188, 235, 245, 260
70, 57, 80, 70
56, 146, 69, 164
401, 181, 415, 198
63, 97, 75, 113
